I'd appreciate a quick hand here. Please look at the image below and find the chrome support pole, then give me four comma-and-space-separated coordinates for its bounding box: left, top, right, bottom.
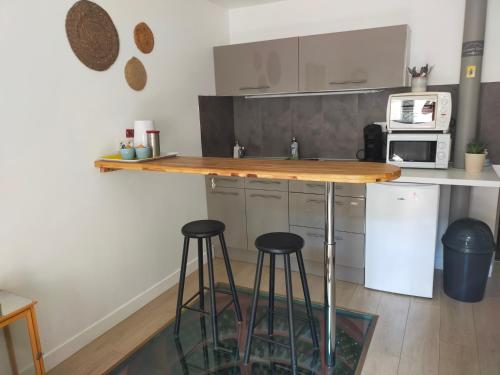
324, 182, 336, 367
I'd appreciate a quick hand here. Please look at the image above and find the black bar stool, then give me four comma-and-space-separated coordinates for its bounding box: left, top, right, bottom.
174, 220, 242, 348
243, 232, 319, 372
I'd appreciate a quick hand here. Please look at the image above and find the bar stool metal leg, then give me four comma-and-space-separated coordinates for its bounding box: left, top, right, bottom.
206, 237, 219, 348
268, 254, 275, 337
243, 251, 264, 365
219, 233, 243, 322
174, 236, 190, 335
296, 250, 320, 349
284, 254, 297, 373
198, 238, 204, 309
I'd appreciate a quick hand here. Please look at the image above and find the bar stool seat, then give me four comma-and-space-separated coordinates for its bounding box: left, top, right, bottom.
181, 220, 225, 238
175, 219, 242, 349
243, 232, 319, 373
254, 232, 304, 254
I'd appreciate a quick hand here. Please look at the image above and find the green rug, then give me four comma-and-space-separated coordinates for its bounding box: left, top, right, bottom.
110, 284, 376, 374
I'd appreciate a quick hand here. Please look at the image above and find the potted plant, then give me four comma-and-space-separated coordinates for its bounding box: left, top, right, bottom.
465, 141, 486, 173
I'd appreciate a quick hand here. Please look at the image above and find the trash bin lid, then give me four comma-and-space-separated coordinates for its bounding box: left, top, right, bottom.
442, 218, 495, 254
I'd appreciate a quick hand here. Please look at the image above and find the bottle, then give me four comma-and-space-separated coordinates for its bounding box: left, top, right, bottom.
290, 137, 299, 160
125, 129, 134, 148
233, 140, 241, 159
484, 148, 492, 167
239, 146, 246, 158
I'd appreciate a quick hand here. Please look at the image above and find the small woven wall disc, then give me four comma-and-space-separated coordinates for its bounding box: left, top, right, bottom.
134, 22, 154, 54
66, 0, 119, 71
125, 57, 147, 91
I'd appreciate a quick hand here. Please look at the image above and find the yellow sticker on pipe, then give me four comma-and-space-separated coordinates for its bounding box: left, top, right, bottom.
466, 65, 477, 78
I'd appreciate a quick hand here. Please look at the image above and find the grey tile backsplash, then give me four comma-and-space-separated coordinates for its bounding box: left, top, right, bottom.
199, 82, 500, 163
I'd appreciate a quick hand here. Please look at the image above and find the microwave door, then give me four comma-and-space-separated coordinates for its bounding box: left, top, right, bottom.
388, 140, 437, 168
390, 99, 436, 130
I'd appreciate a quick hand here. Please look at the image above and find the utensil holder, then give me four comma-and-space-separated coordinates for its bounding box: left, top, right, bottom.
411, 77, 428, 92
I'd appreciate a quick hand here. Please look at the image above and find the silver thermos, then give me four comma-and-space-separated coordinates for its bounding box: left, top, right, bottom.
147, 130, 161, 157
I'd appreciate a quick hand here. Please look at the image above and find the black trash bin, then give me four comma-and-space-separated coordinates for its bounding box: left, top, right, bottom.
442, 218, 495, 302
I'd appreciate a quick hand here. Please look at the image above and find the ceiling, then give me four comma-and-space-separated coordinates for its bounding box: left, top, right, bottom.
209, 0, 288, 9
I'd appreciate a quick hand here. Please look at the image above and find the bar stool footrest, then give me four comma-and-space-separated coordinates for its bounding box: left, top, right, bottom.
180, 287, 237, 316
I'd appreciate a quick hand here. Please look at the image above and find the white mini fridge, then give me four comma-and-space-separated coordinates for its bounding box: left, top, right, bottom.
365, 182, 440, 298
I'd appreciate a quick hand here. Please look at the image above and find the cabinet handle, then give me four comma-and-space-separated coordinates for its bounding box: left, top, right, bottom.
248, 180, 281, 185
334, 236, 344, 241
306, 183, 324, 188
211, 191, 239, 196
239, 85, 271, 90
335, 185, 344, 189
249, 194, 281, 200
307, 199, 325, 204
329, 79, 367, 85
307, 232, 324, 239
335, 201, 345, 205
216, 178, 238, 183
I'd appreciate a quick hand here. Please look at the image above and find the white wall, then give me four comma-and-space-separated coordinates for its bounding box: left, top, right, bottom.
228, 0, 500, 84
0, 0, 228, 371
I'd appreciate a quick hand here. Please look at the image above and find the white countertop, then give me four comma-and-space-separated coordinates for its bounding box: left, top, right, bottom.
396, 166, 500, 187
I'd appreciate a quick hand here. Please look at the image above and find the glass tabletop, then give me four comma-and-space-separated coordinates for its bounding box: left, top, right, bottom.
0, 291, 33, 319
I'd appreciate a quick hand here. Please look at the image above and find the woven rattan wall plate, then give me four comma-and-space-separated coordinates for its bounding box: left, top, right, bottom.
66, 0, 119, 71
125, 57, 147, 91
134, 22, 154, 54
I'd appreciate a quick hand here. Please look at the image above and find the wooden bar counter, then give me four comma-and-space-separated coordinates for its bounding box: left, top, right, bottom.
94, 156, 400, 183
94, 155, 400, 367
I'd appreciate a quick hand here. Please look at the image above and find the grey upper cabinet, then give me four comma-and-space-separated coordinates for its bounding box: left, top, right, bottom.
206, 186, 247, 250
214, 37, 299, 96
299, 25, 410, 92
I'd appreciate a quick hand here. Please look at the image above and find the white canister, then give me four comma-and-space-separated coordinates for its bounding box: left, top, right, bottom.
134, 120, 155, 147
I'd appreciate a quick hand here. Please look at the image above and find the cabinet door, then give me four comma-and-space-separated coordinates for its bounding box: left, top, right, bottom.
245, 178, 289, 192
214, 37, 299, 96
289, 226, 365, 280
299, 25, 409, 92
246, 189, 289, 251
206, 187, 247, 250
289, 180, 325, 195
334, 196, 366, 234
289, 193, 325, 229
205, 176, 244, 189
336, 183, 366, 198
334, 231, 365, 268
290, 226, 324, 262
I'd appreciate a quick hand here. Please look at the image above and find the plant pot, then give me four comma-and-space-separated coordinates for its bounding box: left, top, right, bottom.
465, 153, 485, 173
411, 76, 428, 92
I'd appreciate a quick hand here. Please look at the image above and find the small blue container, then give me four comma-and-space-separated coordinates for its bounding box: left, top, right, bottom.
120, 148, 136, 160
135, 147, 152, 159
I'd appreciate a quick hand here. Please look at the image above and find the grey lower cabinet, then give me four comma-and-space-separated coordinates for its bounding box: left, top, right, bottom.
214, 37, 299, 96
299, 25, 409, 92
334, 196, 366, 234
205, 176, 366, 284
288, 181, 366, 284
206, 185, 247, 251
245, 189, 289, 252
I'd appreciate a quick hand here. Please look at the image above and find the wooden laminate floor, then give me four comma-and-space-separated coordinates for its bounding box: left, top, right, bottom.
49, 259, 500, 375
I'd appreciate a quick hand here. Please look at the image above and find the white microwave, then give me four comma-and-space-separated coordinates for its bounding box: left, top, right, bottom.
386, 133, 451, 169
387, 92, 452, 132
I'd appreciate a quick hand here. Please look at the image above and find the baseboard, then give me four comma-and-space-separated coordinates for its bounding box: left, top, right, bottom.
42, 257, 200, 371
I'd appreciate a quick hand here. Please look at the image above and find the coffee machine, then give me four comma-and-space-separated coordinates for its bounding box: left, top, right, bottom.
357, 123, 385, 162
